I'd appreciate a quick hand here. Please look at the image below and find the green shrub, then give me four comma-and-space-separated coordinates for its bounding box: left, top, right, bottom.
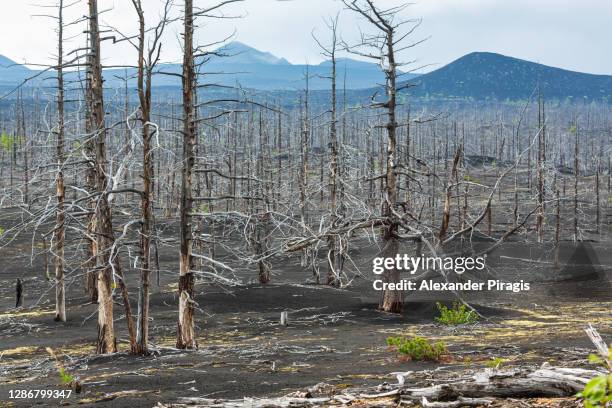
1, 132, 14, 152
578, 348, 612, 407
386, 336, 447, 361
386, 336, 404, 347
435, 302, 479, 325
0, 133, 24, 152
577, 373, 612, 408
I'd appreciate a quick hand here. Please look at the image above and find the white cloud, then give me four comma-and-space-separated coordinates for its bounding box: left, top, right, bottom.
0, 0, 610, 74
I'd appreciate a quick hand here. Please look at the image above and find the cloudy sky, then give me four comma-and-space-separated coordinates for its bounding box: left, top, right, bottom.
0, 0, 610, 74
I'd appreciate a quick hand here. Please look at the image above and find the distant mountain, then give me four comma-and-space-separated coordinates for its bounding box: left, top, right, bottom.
0, 55, 31, 86
145, 42, 402, 90
404, 52, 612, 102
1, 48, 611, 102
211, 41, 290, 65
0, 42, 407, 92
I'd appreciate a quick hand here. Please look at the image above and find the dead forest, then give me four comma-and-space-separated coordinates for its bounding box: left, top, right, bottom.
0, 0, 610, 407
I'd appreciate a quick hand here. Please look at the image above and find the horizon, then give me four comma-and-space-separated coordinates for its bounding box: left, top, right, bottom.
0, 0, 611, 76
1, 41, 609, 79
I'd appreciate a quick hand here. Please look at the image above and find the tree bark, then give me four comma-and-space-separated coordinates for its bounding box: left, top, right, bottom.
177, 0, 197, 350
88, 0, 124, 354
54, 0, 66, 323
132, 0, 153, 355
380, 28, 401, 313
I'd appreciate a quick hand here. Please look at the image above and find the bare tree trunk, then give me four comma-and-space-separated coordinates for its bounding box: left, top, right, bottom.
299, 75, 311, 273
595, 158, 600, 235
54, 0, 66, 322
88, 0, 125, 354
88, 0, 115, 353
486, 203, 492, 236
380, 28, 401, 313
439, 146, 462, 241
573, 122, 579, 241
177, 0, 197, 350
19, 97, 29, 206
536, 93, 545, 242
314, 17, 342, 286
84, 28, 98, 304
343, 0, 413, 313
553, 175, 560, 269
131, 0, 165, 355
15, 279, 23, 308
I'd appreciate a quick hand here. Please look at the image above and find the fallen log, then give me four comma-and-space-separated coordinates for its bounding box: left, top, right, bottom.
155, 365, 603, 407
421, 396, 493, 407
159, 396, 331, 408
398, 366, 601, 402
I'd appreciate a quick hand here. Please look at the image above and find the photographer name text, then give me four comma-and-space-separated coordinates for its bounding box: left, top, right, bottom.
372, 255, 530, 292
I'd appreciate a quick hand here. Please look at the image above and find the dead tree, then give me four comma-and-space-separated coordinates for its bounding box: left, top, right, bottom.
130, 0, 172, 356
15, 278, 23, 308
554, 175, 560, 269
87, 0, 116, 353
536, 92, 545, 242
53, 0, 66, 323
176, 0, 245, 344
299, 71, 312, 273
87, 0, 136, 354
313, 15, 343, 286
177, 0, 198, 349
573, 121, 579, 241
439, 145, 462, 241
16, 93, 28, 206
84, 29, 98, 304
343, 0, 424, 312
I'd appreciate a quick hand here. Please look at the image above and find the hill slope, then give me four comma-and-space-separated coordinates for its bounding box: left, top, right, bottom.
0, 55, 32, 86
1, 48, 611, 101
406, 52, 612, 101
144, 42, 400, 90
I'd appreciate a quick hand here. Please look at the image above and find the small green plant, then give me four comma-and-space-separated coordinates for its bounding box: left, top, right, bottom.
46, 347, 75, 386
58, 367, 74, 385
577, 373, 612, 408
485, 357, 506, 369
386, 336, 447, 361
577, 344, 612, 407
588, 351, 611, 367
435, 302, 479, 325
1, 132, 14, 152
0, 133, 24, 152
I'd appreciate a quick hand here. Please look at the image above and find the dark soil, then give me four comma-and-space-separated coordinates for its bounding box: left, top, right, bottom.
0, 227, 610, 407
